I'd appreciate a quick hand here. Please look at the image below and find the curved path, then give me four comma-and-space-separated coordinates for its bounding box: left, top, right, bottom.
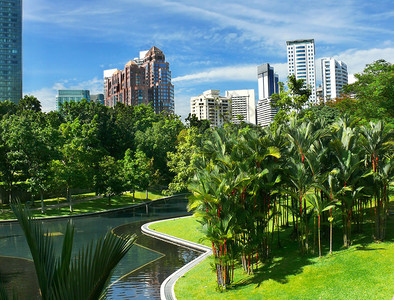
141, 217, 212, 300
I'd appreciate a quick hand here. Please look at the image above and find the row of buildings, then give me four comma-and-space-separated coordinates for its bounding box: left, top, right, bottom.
191, 39, 349, 127
56, 47, 175, 114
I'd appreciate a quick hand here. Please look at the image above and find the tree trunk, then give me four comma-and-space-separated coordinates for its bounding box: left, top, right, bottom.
133, 190, 135, 202
329, 208, 333, 255
67, 187, 73, 213
146, 189, 148, 200
40, 190, 45, 214
318, 215, 321, 257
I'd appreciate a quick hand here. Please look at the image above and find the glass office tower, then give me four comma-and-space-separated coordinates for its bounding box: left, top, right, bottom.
0, 0, 22, 103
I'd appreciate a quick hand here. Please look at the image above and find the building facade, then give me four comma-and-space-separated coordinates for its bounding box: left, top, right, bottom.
190, 90, 231, 127
142, 47, 174, 114
56, 90, 90, 110
256, 63, 279, 127
286, 39, 316, 103
104, 61, 148, 108
91, 93, 104, 105
0, 0, 22, 103
104, 47, 174, 114
225, 89, 256, 125
321, 57, 348, 101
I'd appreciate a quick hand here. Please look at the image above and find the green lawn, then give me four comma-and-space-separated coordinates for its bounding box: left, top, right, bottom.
0, 190, 163, 220
149, 215, 394, 300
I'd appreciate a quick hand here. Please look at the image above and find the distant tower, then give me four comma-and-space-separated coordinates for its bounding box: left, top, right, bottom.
56, 90, 90, 111
321, 58, 348, 101
286, 39, 316, 103
225, 89, 256, 125
190, 90, 231, 127
104, 60, 148, 108
104, 47, 174, 113
256, 63, 279, 127
0, 0, 22, 103
142, 47, 174, 114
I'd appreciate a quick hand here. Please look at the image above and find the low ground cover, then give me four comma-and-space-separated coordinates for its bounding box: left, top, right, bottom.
0, 190, 163, 220
149, 214, 394, 300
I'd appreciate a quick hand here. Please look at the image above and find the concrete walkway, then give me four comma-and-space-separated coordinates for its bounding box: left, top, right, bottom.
141, 216, 212, 300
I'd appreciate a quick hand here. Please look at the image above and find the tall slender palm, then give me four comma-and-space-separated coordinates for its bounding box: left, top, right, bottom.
360, 121, 393, 240
330, 119, 363, 247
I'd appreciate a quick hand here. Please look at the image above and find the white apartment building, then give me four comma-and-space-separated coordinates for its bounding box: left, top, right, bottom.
190, 90, 231, 127
225, 89, 256, 125
321, 58, 348, 101
256, 63, 279, 127
286, 39, 316, 103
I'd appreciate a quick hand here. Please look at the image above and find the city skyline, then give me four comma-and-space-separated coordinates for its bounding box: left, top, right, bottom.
23, 0, 394, 118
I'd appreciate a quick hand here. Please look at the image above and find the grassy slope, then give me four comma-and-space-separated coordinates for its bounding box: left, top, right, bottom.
0, 190, 163, 220
150, 215, 394, 300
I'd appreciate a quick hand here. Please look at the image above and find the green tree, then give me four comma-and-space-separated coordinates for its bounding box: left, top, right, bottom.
52, 118, 104, 212
166, 128, 202, 195
135, 116, 183, 184
18, 95, 42, 113
95, 156, 124, 206
342, 59, 394, 124
271, 75, 312, 128
122, 149, 154, 200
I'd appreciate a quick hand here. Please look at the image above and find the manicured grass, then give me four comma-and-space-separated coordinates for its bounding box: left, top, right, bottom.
0, 190, 164, 220
151, 215, 394, 300
149, 216, 211, 247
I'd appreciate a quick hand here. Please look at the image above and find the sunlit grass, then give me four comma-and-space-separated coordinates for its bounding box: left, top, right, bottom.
0, 190, 164, 220
152, 202, 394, 300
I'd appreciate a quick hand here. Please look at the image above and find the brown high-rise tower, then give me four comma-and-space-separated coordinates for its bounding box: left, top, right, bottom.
104, 47, 174, 114
142, 47, 174, 114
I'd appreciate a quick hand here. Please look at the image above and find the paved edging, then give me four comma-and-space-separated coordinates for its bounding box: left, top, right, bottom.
141, 216, 212, 300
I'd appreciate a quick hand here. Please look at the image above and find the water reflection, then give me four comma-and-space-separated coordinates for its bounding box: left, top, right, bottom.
0, 196, 200, 299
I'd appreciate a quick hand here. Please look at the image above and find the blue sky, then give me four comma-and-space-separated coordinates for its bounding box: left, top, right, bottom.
23, 0, 394, 118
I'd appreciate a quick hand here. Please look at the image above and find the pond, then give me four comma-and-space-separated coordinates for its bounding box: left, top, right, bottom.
0, 195, 200, 299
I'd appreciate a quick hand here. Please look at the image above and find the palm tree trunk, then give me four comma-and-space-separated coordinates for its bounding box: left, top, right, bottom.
329, 208, 333, 255
318, 214, 321, 257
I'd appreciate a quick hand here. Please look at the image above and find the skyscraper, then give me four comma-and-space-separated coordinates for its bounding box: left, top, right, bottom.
104, 61, 148, 108
0, 0, 22, 103
286, 39, 316, 103
321, 57, 348, 101
142, 47, 174, 114
56, 90, 90, 111
104, 47, 174, 114
225, 89, 256, 125
256, 63, 279, 127
190, 90, 230, 127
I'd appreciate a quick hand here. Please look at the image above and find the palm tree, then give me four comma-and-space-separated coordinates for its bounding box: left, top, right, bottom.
330, 119, 363, 247
10, 205, 136, 300
306, 193, 335, 257
360, 121, 393, 240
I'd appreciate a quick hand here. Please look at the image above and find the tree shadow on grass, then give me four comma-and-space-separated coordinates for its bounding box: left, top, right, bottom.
233, 245, 313, 289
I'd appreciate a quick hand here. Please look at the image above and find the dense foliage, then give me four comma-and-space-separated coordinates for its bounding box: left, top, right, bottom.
188, 117, 393, 289
0, 98, 184, 211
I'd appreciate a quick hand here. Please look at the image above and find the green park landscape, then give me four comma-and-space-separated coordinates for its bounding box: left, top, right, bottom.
0, 60, 393, 299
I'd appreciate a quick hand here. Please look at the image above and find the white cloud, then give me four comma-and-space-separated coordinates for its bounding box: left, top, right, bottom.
173, 65, 257, 83
174, 93, 191, 120
334, 47, 394, 74
25, 77, 104, 113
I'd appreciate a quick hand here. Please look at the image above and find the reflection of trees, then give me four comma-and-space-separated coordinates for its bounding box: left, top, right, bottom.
107, 231, 201, 298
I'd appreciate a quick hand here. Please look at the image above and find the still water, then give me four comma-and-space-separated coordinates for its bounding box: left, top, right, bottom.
0, 196, 201, 299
